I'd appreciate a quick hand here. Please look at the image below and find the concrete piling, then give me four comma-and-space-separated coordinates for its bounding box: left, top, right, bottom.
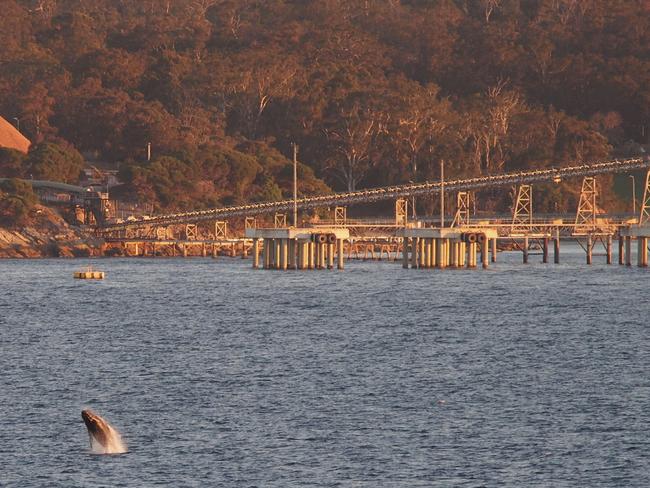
469, 242, 477, 268
319, 243, 326, 269
618, 236, 625, 265
523, 236, 529, 264
606, 235, 612, 265
436, 239, 447, 269
450, 241, 459, 268
401, 228, 497, 270
246, 228, 348, 271
481, 239, 489, 269
280, 239, 288, 270
308, 242, 315, 269
637, 236, 648, 268
411, 237, 419, 269
253, 239, 260, 268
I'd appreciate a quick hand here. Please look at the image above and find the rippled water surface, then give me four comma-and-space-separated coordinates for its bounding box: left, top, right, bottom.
1, 246, 649, 487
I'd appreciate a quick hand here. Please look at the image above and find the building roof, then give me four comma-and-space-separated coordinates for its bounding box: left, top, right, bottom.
0, 115, 31, 154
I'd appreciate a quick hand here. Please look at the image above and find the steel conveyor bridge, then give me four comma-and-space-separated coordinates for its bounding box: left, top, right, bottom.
99, 157, 649, 232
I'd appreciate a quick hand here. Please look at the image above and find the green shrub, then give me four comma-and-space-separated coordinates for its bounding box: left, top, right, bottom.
0, 178, 38, 227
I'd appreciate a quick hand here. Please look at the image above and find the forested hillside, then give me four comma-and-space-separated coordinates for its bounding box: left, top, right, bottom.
1, 0, 649, 212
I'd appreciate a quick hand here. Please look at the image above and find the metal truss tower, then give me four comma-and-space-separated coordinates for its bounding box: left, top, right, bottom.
334, 206, 347, 225
274, 213, 287, 228
511, 185, 532, 234
451, 191, 471, 227
574, 177, 597, 234
395, 198, 408, 226
639, 170, 650, 225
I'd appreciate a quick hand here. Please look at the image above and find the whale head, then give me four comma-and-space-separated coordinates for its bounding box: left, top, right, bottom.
81, 409, 127, 454
82, 409, 111, 448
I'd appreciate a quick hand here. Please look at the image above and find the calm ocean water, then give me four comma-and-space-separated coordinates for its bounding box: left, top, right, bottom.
1, 244, 649, 487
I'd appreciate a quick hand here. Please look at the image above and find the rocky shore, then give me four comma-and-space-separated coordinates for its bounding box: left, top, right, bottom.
0, 206, 102, 258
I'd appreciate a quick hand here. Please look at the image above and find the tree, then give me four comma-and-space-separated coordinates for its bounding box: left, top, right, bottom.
0, 149, 27, 178
323, 94, 382, 192
0, 178, 38, 227
463, 81, 522, 173
228, 50, 302, 138
16, 82, 56, 143
253, 173, 283, 202
0, 0, 648, 214
27, 143, 85, 183
383, 79, 452, 183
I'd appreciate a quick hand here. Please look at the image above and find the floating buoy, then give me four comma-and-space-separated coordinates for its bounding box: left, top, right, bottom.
74, 267, 104, 279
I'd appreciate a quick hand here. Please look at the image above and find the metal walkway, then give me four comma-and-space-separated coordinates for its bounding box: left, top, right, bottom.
99, 157, 649, 232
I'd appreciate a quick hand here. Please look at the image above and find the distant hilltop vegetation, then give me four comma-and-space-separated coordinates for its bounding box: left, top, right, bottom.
1, 0, 649, 213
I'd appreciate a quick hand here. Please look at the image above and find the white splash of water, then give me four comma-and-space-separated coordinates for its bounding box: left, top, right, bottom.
81, 408, 127, 454
87, 419, 128, 455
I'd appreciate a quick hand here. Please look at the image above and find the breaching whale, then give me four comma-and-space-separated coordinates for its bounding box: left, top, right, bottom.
81, 409, 127, 454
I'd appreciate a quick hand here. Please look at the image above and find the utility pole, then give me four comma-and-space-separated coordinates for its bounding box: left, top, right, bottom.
630, 175, 636, 216
147, 142, 152, 162
440, 159, 445, 227
292, 143, 298, 227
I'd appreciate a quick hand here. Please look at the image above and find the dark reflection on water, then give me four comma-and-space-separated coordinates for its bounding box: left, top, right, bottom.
1, 245, 649, 487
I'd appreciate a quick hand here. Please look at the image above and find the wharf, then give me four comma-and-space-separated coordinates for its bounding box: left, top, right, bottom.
245, 227, 350, 270
619, 224, 650, 266
402, 227, 499, 269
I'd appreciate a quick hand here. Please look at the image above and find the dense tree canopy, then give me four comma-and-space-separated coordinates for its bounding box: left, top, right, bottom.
1, 0, 648, 211
0, 178, 38, 226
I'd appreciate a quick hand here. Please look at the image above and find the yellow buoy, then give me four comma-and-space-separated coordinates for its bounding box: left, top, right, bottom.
74, 267, 105, 280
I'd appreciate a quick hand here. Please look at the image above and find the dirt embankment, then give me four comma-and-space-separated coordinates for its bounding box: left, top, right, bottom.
0, 206, 102, 258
